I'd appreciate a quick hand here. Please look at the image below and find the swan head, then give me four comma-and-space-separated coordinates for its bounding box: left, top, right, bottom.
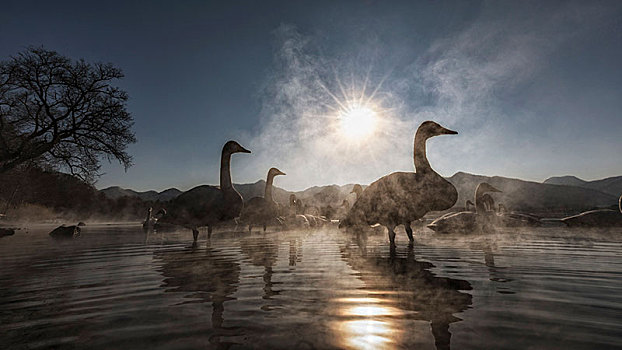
417, 121, 458, 140
476, 182, 502, 194
268, 167, 286, 177
223, 140, 251, 155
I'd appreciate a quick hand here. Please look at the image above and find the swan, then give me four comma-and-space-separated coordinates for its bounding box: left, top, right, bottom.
0, 227, 15, 237
478, 194, 496, 212
240, 167, 286, 232
278, 194, 311, 229
496, 204, 542, 227
560, 195, 622, 227
340, 121, 459, 244
49, 222, 85, 239
427, 182, 501, 234
286, 194, 305, 215
142, 207, 166, 230
160, 140, 251, 241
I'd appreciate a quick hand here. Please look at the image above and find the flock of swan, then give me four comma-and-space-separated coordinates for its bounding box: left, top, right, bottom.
43, 120, 622, 242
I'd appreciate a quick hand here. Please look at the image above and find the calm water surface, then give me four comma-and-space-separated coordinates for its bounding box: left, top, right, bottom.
1, 224, 621, 349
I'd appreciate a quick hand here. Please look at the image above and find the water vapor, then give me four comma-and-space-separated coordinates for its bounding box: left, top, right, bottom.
245, 1, 621, 190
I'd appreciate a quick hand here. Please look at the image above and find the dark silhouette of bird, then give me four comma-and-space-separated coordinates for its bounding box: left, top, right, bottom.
341, 121, 459, 245
142, 207, 166, 230
427, 182, 501, 234
160, 140, 251, 241
49, 222, 85, 239
240, 167, 286, 232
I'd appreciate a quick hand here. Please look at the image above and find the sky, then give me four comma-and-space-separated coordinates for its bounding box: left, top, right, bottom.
1, 0, 621, 191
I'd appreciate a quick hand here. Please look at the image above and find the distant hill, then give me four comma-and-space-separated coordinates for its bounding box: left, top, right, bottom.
98, 172, 620, 218
452, 172, 618, 215
544, 175, 622, 197
543, 175, 587, 187
100, 186, 182, 201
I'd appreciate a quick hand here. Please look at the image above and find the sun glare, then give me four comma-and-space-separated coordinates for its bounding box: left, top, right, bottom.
339, 103, 377, 139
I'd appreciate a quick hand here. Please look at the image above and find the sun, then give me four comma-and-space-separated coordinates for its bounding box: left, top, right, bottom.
339, 103, 378, 139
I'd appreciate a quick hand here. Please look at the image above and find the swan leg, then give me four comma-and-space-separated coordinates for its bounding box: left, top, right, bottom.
387, 225, 396, 245
192, 228, 199, 242
248, 225, 252, 233
208, 226, 213, 239
405, 223, 414, 242
263, 224, 267, 232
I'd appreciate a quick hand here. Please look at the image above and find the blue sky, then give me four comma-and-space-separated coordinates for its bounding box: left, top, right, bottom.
1, 0, 621, 191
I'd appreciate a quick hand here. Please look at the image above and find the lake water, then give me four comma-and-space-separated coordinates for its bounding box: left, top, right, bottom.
1, 224, 621, 349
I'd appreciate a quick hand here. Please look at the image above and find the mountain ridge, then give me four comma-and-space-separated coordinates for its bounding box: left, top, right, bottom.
99, 172, 620, 216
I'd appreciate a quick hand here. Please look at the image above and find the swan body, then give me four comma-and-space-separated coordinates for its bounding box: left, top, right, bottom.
240, 168, 286, 232
561, 209, 622, 227
496, 204, 541, 227
427, 183, 501, 234
50, 222, 85, 239
341, 121, 459, 244
160, 140, 250, 241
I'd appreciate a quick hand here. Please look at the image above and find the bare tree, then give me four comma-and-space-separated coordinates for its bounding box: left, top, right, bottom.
0, 47, 136, 182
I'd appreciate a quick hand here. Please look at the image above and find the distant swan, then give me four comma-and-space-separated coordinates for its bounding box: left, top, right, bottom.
50, 222, 85, 239
0, 227, 16, 237
496, 204, 541, 227
560, 194, 622, 227
240, 167, 286, 232
142, 207, 166, 230
340, 121, 459, 244
280, 194, 310, 228
427, 182, 501, 234
160, 140, 251, 241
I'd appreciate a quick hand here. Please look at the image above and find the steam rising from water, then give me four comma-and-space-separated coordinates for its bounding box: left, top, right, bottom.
243, 2, 620, 191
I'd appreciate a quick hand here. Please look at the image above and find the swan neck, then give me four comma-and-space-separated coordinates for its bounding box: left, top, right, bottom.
265, 173, 275, 202
220, 150, 233, 190
413, 131, 431, 173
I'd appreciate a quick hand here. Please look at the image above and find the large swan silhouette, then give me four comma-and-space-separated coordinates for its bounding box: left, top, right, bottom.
161, 140, 250, 241
340, 121, 459, 244
240, 167, 286, 232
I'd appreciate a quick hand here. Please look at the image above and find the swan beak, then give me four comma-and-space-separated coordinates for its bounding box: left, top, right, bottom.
278, 170, 286, 176
238, 146, 251, 153
441, 127, 458, 135
491, 187, 502, 193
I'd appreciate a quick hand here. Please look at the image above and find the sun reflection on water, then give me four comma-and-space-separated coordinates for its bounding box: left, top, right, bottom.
333, 296, 405, 350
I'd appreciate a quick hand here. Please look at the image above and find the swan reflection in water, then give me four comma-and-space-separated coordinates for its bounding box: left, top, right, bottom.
239, 236, 280, 300
338, 233, 473, 350
155, 242, 241, 349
